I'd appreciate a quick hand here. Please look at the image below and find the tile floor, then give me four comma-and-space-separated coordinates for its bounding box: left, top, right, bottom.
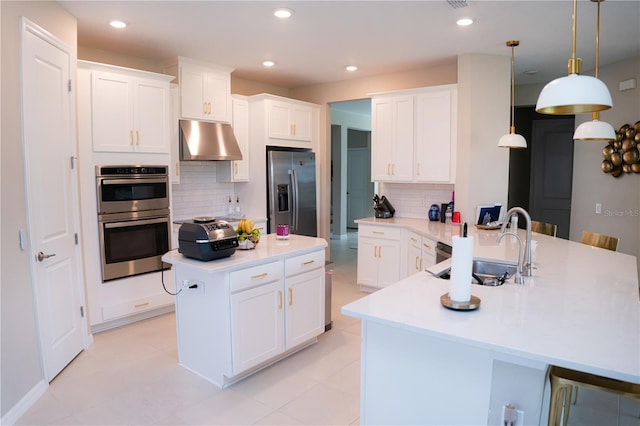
16, 230, 640, 425
17, 232, 364, 426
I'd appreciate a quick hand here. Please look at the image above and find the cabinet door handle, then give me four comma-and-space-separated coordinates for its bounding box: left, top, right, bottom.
288, 287, 293, 306
423, 243, 432, 249
302, 260, 315, 266
175, 162, 179, 176
208, 101, 212, 114
378, 246, 382, 258
392, 163, 395, 175
134, 302, 149, 308
417, 163, 421, 176
130, 130, 134, 145
387, 163, 391, 175
416, 255, 420, 271
278, 290, 283, 309
410, 237, 418, 243
373, 230, 384, 235
203, 102, 207, 114
234, 162, 238, 175
136, 130, 140, 145
251, 272, 268, 279
293, 123, 296, 135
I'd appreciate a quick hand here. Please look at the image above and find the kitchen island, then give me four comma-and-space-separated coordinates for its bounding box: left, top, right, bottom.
343, 220, 639, 425
162, 234, 327, 388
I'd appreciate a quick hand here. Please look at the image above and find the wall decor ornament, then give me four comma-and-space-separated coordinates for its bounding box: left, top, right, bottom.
601, 121, 640, 177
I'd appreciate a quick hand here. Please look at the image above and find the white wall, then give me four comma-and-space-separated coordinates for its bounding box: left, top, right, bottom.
1, 1, 78, 419
455, 54, 511, 224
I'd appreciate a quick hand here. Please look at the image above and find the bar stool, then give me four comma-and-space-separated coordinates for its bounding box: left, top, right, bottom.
548, 366, 640, 426
580, 231, 619, 251
531, 220, 557, 237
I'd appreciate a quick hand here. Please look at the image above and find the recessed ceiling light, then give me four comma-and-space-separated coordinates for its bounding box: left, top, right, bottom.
109, 20, 127, 29
273, 8, 293, 19
456, 18, 474, 26
262, 60, 276, 67
346, 65, 358, 72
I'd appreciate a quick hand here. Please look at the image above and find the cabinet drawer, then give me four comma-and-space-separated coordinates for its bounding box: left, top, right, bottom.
285, 250, 324, 277
101, 292, 174, 321
422, 237, 437, 255
359, 225, 400, 241
230, 260, 283, 293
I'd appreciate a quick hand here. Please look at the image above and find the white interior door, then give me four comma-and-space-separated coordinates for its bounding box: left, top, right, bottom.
21, 19, 85, 382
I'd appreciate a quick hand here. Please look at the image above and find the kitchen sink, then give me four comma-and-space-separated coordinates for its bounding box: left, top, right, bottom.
436, 258, 518, 286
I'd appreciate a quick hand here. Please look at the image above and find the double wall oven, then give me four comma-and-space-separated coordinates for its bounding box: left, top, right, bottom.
96, 165, 170, 282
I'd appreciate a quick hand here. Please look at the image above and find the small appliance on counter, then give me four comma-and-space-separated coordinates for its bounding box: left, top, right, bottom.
178, 217, 239, 261
373, 194, 395, 219
428, 204, 440, 221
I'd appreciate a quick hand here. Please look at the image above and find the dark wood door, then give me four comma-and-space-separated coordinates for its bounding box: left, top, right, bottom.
529, 119, 574, 239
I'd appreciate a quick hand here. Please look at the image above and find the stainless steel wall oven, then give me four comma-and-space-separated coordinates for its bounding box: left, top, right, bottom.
96, 165, 170, 282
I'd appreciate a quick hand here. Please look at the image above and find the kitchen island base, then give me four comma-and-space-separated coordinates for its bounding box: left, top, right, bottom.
358, 320, 548, 425
163, 234, 328, 388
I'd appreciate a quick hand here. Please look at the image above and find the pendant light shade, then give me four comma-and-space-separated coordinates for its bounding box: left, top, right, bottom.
499, 40, 527, 149
536, 0, 612, 115
573, 113, 616, 140
574, 0, 615, 141
498, 131, 527, 148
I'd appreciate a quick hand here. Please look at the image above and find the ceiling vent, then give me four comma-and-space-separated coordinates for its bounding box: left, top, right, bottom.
447, 0, 468, 9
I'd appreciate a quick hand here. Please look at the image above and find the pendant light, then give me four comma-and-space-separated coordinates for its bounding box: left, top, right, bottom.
498, 40, 527, 148
573, 0, 615, 141
536, 0, 612, 115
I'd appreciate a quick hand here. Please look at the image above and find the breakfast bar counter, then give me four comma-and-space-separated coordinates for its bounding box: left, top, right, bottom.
343, 221, 639, 425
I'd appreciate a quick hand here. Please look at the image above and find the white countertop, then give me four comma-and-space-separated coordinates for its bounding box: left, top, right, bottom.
162, 233, 327, 273
345, 217, 640, 383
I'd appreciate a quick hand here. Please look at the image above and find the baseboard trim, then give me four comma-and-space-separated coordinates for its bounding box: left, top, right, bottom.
1, 379, 47, 425
90, 304, 175, 334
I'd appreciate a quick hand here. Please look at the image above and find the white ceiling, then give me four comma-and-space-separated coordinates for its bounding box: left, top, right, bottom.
59, 0, 640, 90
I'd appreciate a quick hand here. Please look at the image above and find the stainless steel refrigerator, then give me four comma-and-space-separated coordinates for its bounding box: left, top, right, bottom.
267, 148, 317, 237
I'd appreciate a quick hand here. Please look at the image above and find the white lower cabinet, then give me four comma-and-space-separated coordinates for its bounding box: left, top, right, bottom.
175, 247, 325, 387
231, 255, 324, 375
231, 262, 284, 375
406, 231, 438, 276
357, 225, 401, 290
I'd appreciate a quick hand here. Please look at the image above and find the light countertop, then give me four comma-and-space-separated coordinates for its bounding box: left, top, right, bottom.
162, 233, 327, 273
345, 217, 640, 383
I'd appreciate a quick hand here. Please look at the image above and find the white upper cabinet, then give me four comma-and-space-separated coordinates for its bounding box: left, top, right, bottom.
217, 95, 250, 182
371, 84, 457, 184
415, 86, 457, 183
85, 62, 172, 153
170, 57, 233, 123
267, 99, 313, 142
371, 95, 414, 181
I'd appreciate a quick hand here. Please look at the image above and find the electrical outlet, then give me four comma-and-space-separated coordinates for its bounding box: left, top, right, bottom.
181, 279, 202, 289
501, 404, 524, 426
596, 203, 602, 214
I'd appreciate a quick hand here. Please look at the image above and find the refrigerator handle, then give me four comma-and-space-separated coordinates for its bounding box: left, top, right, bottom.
290, 169, 299, 232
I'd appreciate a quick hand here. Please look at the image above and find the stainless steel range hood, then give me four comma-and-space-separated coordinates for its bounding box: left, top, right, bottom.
179, 120, 243, 161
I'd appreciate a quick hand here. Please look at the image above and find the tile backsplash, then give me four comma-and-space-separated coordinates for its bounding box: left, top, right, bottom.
377, 182, 455, 220
171, 162, 234, 220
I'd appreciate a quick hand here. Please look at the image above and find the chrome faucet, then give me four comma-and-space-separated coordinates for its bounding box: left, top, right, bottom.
497, 231, 524, 284
499, 207, 533, 277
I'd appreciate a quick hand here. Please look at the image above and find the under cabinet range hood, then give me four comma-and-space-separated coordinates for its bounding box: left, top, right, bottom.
179, 120, 243, 161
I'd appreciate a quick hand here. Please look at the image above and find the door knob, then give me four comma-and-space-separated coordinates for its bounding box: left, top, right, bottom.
36, 251, 56, 262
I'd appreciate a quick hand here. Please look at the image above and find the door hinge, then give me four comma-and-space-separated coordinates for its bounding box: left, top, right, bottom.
68, 79, 72, 92
80, 306, 84, 317
74, 233, 78, 245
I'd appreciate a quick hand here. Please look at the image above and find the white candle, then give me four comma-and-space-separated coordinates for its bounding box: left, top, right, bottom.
449, 236, 474, 302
